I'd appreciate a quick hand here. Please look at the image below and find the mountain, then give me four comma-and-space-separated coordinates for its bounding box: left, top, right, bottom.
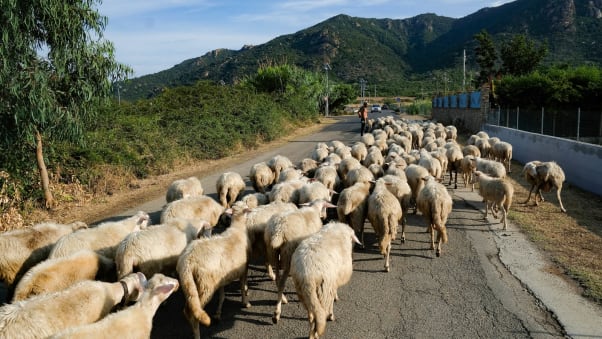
119, 0, 602, 101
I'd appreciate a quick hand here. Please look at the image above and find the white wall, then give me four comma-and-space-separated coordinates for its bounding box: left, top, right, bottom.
483, 125, 602, 196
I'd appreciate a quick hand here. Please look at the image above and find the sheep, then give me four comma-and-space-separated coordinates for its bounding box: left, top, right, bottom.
363, 146, 385, 168
476, 131, 489, 139
367, 179, 403, 272
522, 161, 567, 213
460, 155, 477, 191
290, 221, 360, 339
445, 125, 458, 140
313, 164, 341, 193
491, 141, 513, 173
337, 157, 362, 183
297, 181, 334, 205
12, 250, 115, 302
350, 142, 368, 163
336, 181, 371, 246
0, 272, 146, 339
475, 137, 491, 159
277, 168, 304, 183
165, 176, 203, 203
160, 195, 224, 227
345, 166, 375, 188
418, 149, 443, 181
405, 164, 430, 213
445, 145, 464, 189
114, 218, 211, 279
48, 212, 149, 260
177, 205, 252, 339
416, 175, 453, 257
471, 157, 506, 179
244, 202, 298, 281
216, 171, 246, 208
462, 144, 481, 158
378, 174, 412, 232
49, 273, 179, 339
265, 200, 335, 324
299, 158, 319, 177
239, 192, 269, 208
368, 163, 385, 179
268, 179, 306, 204
472, 171, 514, 230
311, 145, 330, 163
249, 162, 275, 193
0, 221, 87, 289
360, 133, 375, 147
267, 155, 295, 183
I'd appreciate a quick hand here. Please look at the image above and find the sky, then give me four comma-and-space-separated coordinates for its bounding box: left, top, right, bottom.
98, 0, 516, 77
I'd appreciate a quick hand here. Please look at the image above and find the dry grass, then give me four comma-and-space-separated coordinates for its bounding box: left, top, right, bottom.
506, 160, 602, 304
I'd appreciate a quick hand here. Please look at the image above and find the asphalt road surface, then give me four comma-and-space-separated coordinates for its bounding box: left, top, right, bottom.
113, 111, 570, 338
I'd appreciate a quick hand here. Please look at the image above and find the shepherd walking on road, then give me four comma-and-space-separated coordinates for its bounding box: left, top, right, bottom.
358, 102, 368, 136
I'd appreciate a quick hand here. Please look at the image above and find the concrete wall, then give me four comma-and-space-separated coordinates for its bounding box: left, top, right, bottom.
483, 124, 602, 196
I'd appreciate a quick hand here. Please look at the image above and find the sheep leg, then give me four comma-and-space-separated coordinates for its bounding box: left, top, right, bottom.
556, 185, 567, 213
435, 230, 442, 257
453, 171, 458, 189
214, 286, 226, 321
240, 267, 251, 308
429, 224, 435, 250
183, 306, 202, 339
523, 184, 535, 204
384, 241, 391, 272
483, 201, 489, 220
272, 266, 290, 324
400, 219, 406, 243
501, 206, 508, 230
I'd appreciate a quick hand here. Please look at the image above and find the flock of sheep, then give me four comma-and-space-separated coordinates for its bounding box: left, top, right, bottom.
0, 115, 568, 339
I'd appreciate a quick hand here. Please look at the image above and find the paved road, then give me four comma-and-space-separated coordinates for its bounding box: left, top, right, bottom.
118, 112, 575, 338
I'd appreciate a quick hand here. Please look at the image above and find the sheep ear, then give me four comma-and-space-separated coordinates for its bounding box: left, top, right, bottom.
156, 283, 178, 295
323, 202, 337, 208
299, 202, 310, 207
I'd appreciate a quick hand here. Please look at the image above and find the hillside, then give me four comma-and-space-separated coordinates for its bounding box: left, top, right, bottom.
119, 0, 602, 101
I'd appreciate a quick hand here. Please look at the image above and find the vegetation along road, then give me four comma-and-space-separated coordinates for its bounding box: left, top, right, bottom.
110, 111, 602, 338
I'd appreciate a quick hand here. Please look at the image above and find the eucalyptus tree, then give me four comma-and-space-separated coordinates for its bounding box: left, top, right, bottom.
0, 0, 130, 208
473, 30, 498, 86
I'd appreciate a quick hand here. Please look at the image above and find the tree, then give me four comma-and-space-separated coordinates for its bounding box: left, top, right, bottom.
473, 30, 497, 86
0, 0, 131, 208
500, 34, 548, 76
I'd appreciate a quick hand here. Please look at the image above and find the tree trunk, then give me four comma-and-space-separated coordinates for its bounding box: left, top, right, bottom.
35, 130, 54, 209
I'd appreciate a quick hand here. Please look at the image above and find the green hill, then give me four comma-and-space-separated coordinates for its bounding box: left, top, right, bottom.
120, 0, 602, 101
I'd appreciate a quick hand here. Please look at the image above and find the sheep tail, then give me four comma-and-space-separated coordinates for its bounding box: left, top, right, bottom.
180, 266, 212, 327
504, 191, 513, 213
433, 201, 448, 244
388, 214, 398, 241
270, 229, 285, 251
313, 280, 328, 337
439, 225, 449, 244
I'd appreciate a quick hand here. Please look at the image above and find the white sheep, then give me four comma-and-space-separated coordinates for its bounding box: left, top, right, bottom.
336, 181, 371, 246
48, 212, 150, 260
445, 144, 464, 189
360, 133, 375, 147
311, 145, 330, 163
268, 179, 306, 204
416, 175, 453, 257
313, 164, 341, 193
405, 163, 430, 213
475, 137, 491, 159
471, 157, 506, 179
160, 195, 225, 226
0, 221, 87, 288
216, 171, 246, 208
344, 166, 375, 188
177, 205, 252, 339
12, 249, 115, 302
297, 181, 334, 205
290, 221, 360, 339
249, 162, 275, 193
491, 141, 513, 173
239, 192, 269, 208
522, 161, 567, 213
244, 202, 298, 281
114, 218, 211, 279
265, 199, 335, 324
0, 272, 146, 339
277, 168, 304, 183
460, 155, 477, 191
378, 174, 412, 233
267, 155, 295, 183
165, 176, 204, 203
367, 179, 403, 272
350, 142, 368, 162
418, 149, 443, 181
337, 157, 362, 183
298, 158, 319, 177
472, 171, 514, 230
49, 273, 179, 339
363, 146, 385, 168
462, 144, 481, 158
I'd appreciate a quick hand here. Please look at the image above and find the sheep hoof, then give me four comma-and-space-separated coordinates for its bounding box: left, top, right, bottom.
282, 295, 288, 304
436, 250, 441, 257
384, 266, 390, 273
243, 302, 252, 308
272, 314, 280, 324
401, 236, 406, 243
561, 208, 567, 213
328, 314, 336, 321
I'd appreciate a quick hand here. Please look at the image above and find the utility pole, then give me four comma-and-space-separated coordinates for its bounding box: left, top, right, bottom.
463, 49, 466, 90
324, 64, 331, 117
359, 78, 367, 104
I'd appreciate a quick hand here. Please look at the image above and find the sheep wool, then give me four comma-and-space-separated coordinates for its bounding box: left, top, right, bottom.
0, 221, 87, 287
367, 180, 403, 272
416, 176, 453, 257
216, 171, 246, 208
291, 222, 360, 339
165, 176, 203, 203
473, 171, 514, 230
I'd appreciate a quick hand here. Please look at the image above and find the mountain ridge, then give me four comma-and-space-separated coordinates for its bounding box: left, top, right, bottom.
120, 0, 602, 101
